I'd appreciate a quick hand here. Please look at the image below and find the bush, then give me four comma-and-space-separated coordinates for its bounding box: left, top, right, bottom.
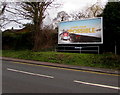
2, 27, 58, 51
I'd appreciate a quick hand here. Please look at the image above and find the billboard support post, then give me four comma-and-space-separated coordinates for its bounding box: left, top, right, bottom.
79, 47, 82, 53
98, 46, 100, 54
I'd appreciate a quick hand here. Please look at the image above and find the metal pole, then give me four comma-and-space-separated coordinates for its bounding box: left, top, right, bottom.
80, 47, 82, 54
98, 46, 99, 54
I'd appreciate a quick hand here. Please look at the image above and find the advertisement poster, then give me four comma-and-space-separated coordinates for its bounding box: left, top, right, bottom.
58, 17, 103, 44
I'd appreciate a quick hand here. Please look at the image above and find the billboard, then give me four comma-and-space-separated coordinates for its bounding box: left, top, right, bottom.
58, 17, 103, 44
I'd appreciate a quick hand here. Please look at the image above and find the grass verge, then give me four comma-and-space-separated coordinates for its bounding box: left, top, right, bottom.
2, 50, 120, 70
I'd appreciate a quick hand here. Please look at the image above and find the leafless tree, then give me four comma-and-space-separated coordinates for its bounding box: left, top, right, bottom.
0, 2, 25, 30
85, 2, 104, 18
0, 2, 6, 15
70, 2, 104, 20
19, 1, 59, 51
53, 11, 70, 28
70, 11, 86, 20
56, 11, 70, 21
0, 2, 7, 29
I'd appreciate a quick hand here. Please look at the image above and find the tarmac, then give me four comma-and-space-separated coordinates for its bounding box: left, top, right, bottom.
1, 57, 120, 75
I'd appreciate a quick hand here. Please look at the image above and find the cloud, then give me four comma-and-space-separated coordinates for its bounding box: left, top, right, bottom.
59, 0, 107, 13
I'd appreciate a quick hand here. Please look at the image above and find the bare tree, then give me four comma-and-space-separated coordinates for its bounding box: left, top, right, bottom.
0, 2, 6, 15
53, 11, 70, 28
0, 2, 7, 29
85, 2, 104, 18
70, 11, 86, 20
70, 2, 104, 20
0, 2, 25, 30
18, 1, 56, 51
56, 11, 70, 21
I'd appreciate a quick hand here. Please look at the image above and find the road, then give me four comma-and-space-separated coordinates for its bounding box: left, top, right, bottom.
2, 60, 120, 93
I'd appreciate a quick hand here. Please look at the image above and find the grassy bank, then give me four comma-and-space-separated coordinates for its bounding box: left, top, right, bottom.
2, 50, 120, 70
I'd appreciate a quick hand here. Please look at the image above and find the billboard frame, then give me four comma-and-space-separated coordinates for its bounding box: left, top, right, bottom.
58, 17, 103, 45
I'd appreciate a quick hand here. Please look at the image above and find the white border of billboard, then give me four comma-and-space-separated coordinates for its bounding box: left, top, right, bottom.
58, 17, 103, 44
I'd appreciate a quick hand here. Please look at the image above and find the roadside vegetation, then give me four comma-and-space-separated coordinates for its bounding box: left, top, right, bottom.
2, 50, 120, 70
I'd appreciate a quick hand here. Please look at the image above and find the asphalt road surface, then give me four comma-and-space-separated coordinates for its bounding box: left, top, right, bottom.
2, 60, 120, 93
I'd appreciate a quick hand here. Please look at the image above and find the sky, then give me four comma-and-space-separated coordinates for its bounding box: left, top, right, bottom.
58, 0, 107, 13
1, 0, 108, 31
44, 0, 107, 29
47, 0, 108, 18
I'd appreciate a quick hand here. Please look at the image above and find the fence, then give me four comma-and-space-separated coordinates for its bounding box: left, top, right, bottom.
56, 45, 100, 54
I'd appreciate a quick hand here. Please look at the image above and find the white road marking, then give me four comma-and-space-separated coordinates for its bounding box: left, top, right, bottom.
7, 68, 54, 79
74, 80, 120, 90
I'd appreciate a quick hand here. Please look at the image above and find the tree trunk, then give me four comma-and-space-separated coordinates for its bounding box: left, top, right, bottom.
32, 29, 43, 51
32, 3, 43, 51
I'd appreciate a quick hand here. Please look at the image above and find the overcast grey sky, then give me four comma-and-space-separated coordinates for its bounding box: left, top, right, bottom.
58, 0, 107, 13
46, 0, 107, 19
44, 0, 108, 27
1, 0, 108, 31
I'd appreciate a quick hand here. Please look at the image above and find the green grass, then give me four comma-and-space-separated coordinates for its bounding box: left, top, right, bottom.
2, 50, 120, 70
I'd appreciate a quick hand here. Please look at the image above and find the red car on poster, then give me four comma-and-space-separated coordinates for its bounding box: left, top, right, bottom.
60, 31, 71, 41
